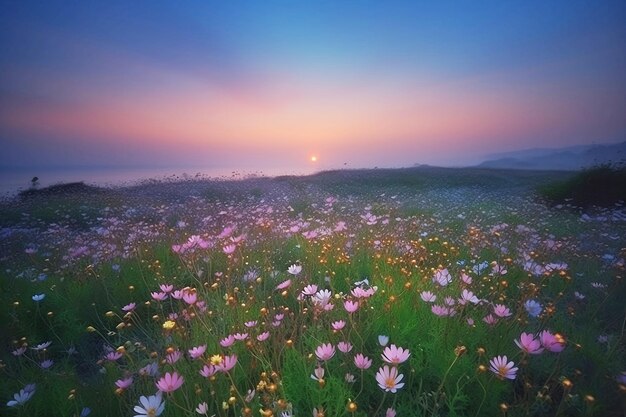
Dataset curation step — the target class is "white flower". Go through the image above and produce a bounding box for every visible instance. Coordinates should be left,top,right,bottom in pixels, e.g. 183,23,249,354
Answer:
378,335,389,347
7,388,35,407
287,264,302,275
133,392,165,417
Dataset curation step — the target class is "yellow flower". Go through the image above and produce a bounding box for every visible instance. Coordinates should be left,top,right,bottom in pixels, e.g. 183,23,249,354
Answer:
162,320,176,330
210,354,223,365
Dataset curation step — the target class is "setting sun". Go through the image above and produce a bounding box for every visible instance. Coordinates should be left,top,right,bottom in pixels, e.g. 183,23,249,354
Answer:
310,155,318,163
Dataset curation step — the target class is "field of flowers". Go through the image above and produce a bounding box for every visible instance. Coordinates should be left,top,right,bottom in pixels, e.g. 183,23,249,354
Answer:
1,167,624,417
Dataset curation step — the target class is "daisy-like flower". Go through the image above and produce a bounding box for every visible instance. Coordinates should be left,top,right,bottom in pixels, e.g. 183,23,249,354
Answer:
353,353,372,369
337,341,353,353
188,345,206,360
276,279,292,290
331,320,346,331
7,386,36,407
40,359,54,369
223,244,236,255
493,304,512,318
301,284,318,296
133,392,165,417
166,350,182,364
489,355,518,380
524,300,542,318
315,343,336,361
378,335,389,347
420,291,436,303
199,364,217,378
433,268,452,286
244,320,258,328
310,366,325,381
287,264,302,275
375,366,405,393
32,294,45,302
196,401,209,415
151,292,168,301
257,331,270,342
122,303,136,312
32,341,52,351
381,345,410,365
115,377,133,390
233,332,248,341
216,354,237,372
156,372,184,393
344,300,359,313
459,289,479,305
220,335,235,347
515,332,543,354
539,330,566,353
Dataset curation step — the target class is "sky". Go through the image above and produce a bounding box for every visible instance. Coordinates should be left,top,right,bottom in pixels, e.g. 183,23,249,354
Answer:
1,0,625,172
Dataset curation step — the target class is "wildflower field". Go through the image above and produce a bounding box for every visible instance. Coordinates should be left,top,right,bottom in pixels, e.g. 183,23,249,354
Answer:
1,167,625,417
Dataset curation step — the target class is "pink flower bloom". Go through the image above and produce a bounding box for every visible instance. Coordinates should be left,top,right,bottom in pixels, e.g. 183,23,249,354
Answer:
515,332,543,354
159,284,173,293
233,333,248,341
105,351,123,361
115,377,133,390
338,341,353,353
431,305,453,317
459,289,479,305
287,264,302,275
489,355,518,380
151,292,168,301
376,366,405,393
244,321,257,328
315,343,336,361
386,408,397,417
539,330,566,352
302,285,318,296
166,350,182,364
156,372,184,393
310,366,325,381
216,354,237,372
331,320,346,331
276,279,292,290
433,268,452,286
351,287,376,298
353,353,372,369
256,331,270,342
199,364,217,378
196,402,209,416
223,244,236,255
122,303,136,312
220,335,235,347
460,272,472,284
421,291,436,303
171,290,184,300
483,314,498,325
188,345,206,360
493,304,512,318
381,345,410,365
182,290,197,305
344,300,359,313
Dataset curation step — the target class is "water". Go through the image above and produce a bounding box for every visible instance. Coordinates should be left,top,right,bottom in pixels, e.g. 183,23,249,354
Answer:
0,165,318,197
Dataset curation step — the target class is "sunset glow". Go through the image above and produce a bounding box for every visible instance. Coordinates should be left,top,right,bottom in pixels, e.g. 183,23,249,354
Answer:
0,1,624,171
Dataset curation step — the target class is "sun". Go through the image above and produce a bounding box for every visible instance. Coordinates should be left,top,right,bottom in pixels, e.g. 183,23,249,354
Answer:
310,155,318,163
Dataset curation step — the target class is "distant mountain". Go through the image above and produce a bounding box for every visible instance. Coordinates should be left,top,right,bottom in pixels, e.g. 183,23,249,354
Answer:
477,141,626,171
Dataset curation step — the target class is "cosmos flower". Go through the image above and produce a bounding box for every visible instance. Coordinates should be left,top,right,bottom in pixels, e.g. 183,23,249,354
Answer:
276,279,292,290
199,364,217,378
315,343,336,361
489,355,518,380
337,341,353,353
115,377,133,390
7,386,36,407
493,304,512,318
133,392,165,417
381,345,410,365
331,320,346,331
301,285,318,296
310,366,325,381
216,354,237,372
156,372,184,393
196,402,209,415
514,332,544,354
257,331,270,342
287,264,302,275
539,330,566,352
420,291,436,303
353,353,372,369
344,300,359,313
188,345,206,360
433,268,452,286
122,302,136,312
375,366,405,393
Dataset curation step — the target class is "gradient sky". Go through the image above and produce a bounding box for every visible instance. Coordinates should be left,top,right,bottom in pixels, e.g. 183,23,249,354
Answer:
1,0,625,171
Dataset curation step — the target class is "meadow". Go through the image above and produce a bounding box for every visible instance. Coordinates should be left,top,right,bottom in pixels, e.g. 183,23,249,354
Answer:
1,167,624,417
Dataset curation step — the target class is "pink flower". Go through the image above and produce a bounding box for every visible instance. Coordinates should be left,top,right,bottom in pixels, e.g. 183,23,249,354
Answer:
151,292,168,301
338,341,353,353
166,350,182,364
310,366,325,381
220,335,235,347
233,333,248,341
493,304,512,318
331,320,346,331
188,345,207,360
515,332,543,354
216,354,237,372
539,330,566,352
182,290,197,305
381,345,410,365
159,284,173,293
483,314,498,325
344,300,359,313
302,285,318,296
431,305,453,317
459,289,479,305
256,331,270,342
353,353,372,369
489,355,518,380
244,321,258,328
199,364,217,378
433,268,452,286
115,377,133,390
276,279,292,290
223,244,236,255
287,264,302,275
122,303,136,312
171,290,184,300
376,366,405,393
105,351,123,361
315,343,335,361
420,291,436,303
156,372,184,393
